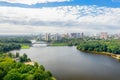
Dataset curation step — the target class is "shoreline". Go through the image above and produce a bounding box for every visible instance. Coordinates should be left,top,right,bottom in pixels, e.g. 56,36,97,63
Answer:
79,50,120,61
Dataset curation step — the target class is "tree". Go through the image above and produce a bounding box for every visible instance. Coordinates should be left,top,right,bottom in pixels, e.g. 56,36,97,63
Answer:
34,62,39,68
21,74,34,80
8,53,13,58
23,53,27,58
40,65,45,71
19,53,31,62
33,72,43,80
4,72,21,80
16,52,19,58
0,68,6,80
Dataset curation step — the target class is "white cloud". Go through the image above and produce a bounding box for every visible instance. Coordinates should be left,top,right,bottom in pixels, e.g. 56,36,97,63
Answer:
0,0,71,5
0,5,120,34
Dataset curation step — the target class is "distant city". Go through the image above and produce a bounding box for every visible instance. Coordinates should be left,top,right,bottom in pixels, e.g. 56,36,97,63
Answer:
0,32,120,41
33,32,120,41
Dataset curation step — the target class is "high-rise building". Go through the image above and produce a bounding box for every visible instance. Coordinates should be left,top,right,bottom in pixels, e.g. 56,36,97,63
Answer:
114,33,120,39
81,32,84,38
100,32,108,39
70,33,84,38
70,33,77,38
45,33,50,41
54,33,61,41
61,33,70,39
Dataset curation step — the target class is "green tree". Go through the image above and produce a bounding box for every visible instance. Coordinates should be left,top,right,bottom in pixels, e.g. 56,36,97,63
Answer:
40,65,45,71
34,62,39,68
8,53,13,58
16,52,19,58
4,72,21,80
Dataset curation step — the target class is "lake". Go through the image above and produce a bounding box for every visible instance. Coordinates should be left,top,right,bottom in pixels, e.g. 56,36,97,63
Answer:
11,46,120,80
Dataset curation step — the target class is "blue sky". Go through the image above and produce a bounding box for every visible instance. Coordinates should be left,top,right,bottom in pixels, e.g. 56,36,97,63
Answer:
0,0,120,8
0,0,120,34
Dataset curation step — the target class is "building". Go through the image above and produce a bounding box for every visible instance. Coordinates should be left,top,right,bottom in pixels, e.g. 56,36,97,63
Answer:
70,33,78,38
54,33,61,41
81,32,84,38
45,33,51,41
70,33,84,38
114,33,120,39
61,33,70,39
100,32,108,39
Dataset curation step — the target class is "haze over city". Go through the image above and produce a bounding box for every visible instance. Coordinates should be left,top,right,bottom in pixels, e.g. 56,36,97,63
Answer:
0,0,120,34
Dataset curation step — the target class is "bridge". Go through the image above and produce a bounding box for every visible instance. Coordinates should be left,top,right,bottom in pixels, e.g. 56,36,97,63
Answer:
31,40,47,44
32,41,47,44
30,40,48,47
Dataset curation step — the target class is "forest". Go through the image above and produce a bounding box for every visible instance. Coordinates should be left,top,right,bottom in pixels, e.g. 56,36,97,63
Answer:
0,38,31,53
77,39,120,54
0,53,56,80
49,38,84,46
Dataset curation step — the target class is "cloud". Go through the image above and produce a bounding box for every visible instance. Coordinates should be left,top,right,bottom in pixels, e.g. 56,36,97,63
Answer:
0,0,71,5
0,5,120,34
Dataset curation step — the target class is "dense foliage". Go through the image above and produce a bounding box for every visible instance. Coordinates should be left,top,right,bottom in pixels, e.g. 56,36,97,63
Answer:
77,39,120,54
0,43,21,53
49,38,84,46
0,38,31,43
7,52,31,62
0,38,31,53
0,54,56,80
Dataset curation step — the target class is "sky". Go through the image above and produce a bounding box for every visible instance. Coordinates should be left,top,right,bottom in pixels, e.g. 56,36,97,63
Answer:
0,0,120,34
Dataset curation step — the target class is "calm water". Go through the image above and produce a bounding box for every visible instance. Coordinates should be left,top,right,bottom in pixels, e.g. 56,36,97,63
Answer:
12,46,120,80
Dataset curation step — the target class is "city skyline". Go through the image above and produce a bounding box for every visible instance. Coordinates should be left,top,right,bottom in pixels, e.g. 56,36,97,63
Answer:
0,0,120,34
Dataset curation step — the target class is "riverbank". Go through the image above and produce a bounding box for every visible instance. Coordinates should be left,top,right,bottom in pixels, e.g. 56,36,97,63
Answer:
21,44,30,49
79,50,120,61
24,61,34,65
93,52,120,61
48,43,68,46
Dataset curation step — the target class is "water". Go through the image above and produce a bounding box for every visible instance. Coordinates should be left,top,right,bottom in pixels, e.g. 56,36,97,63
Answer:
11,46,120,80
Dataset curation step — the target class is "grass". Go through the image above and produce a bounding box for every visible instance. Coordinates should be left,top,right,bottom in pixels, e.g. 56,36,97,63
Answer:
49,43,68,46
21,44,30,49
